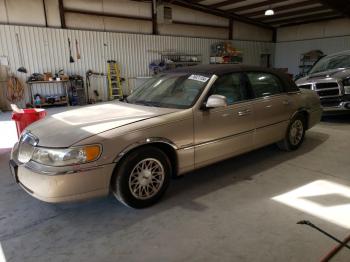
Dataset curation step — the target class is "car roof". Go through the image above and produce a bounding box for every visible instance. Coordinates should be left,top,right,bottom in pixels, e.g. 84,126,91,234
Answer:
324,50,350,57
167,64,283,76
166,64,299,92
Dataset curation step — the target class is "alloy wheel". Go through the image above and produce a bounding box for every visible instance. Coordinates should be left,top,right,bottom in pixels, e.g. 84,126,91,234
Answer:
289,119,304,146
128,158,165,200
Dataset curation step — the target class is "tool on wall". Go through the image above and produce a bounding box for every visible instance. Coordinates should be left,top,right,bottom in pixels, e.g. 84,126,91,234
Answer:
15,34,27,73
75,39,81,60
6,75,25,103
297,220,350,261
107,60,123,100
68,38,74,63
86,70,104,104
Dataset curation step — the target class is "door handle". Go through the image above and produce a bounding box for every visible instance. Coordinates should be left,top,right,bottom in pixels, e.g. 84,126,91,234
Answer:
238,109,251,116
283,100,290,105
265,105,272,108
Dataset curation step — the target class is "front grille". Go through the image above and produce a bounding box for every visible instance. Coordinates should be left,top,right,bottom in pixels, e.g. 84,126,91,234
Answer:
298,84,312,89
317,89,340,97
315,82,339,89
320,98,342,107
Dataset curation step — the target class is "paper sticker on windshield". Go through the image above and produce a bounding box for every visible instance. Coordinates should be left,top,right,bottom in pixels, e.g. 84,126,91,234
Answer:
188,75,209,82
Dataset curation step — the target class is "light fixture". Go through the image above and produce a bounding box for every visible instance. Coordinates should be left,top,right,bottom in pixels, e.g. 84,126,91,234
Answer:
265,9,274,16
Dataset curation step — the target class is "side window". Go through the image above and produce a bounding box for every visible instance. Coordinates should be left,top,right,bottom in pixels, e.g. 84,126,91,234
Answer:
210,73,249,105
247,72,283,98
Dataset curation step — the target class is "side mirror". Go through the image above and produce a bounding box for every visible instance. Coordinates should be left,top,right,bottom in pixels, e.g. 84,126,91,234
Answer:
205,95,227,109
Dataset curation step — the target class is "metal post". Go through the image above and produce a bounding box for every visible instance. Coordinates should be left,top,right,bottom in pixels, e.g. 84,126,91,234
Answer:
58,0,66,29
152,0,158,35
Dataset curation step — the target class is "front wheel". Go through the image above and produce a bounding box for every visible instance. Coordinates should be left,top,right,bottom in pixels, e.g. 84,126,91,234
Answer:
277,114,306,151
111,146,171,208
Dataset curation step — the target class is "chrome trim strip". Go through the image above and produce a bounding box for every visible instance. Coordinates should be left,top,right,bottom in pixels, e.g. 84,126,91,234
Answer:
180,119,288,151
114,137,178,163
180,130,254,150
24,162,108,176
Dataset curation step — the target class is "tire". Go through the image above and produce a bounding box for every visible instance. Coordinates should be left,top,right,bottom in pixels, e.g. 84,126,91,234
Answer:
277,114,306,151
111,146,171,208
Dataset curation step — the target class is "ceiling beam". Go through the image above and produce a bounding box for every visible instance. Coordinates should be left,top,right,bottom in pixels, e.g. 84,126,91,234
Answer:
208,0,246,9
167,0,273,29
270,11,340,25
319,0,350,17
243,0,321,17
259,6,332,21
226,0,289,13
278,15,345,28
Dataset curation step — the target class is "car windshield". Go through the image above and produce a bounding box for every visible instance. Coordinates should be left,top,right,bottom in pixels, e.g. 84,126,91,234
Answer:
126,73,211,109
309,53,350,74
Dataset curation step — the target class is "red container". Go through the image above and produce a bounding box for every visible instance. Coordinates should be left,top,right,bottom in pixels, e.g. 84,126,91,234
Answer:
12,108,47,138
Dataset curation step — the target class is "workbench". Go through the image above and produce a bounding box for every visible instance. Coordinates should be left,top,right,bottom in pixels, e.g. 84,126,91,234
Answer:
27,80,70,107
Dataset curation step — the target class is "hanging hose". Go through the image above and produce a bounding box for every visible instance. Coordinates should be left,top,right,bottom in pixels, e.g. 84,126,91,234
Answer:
6,75,25,103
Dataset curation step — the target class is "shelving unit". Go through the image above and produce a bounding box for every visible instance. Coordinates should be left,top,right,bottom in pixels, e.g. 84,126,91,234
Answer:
27,80,70,107
161,53,202,69
210,42,243,64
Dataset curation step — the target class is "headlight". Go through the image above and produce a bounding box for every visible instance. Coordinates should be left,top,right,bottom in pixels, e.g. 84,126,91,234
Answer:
18,132,39,163
31,145,102,166
343,78,350,94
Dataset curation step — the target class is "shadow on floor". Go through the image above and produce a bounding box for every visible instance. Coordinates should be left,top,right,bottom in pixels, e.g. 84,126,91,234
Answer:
322,113,350,124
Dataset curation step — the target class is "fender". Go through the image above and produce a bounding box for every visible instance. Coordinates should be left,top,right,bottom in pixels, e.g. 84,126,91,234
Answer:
113,137,178,163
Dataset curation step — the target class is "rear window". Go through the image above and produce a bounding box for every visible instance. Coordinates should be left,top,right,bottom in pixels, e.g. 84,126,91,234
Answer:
247,72,283,98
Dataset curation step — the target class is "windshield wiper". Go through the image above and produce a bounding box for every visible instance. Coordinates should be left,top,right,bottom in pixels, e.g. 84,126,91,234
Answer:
134,100,162,107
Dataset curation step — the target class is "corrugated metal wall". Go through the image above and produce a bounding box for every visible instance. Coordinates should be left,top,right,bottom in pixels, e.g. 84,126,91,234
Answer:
0,24,274,106
275,36,350,76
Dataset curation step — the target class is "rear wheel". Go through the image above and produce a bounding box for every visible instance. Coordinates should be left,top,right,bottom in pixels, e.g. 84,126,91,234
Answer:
111,146,171,208
277,114,306,151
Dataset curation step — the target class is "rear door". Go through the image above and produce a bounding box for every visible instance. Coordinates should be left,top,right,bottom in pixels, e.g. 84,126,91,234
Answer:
246,72,291,148
194,73,255,168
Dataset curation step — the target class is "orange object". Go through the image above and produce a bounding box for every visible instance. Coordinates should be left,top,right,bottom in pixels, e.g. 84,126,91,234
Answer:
11,108,47,138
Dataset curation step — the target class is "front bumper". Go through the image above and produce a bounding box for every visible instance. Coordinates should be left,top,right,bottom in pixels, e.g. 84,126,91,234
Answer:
10,143,115,203
321,96,350,113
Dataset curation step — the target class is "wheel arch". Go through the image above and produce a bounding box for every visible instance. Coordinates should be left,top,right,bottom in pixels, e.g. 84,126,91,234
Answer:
290,108,310,130
113,138,179,179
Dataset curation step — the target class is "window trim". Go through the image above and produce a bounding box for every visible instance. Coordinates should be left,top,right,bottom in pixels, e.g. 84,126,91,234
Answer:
205,72,253,106
245,71,287,99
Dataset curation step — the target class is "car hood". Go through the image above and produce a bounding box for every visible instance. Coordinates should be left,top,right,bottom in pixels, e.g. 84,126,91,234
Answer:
27,102,178,147
296,68,350,84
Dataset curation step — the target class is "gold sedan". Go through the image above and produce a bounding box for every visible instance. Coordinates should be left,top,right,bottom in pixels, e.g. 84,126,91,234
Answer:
10,65,322,208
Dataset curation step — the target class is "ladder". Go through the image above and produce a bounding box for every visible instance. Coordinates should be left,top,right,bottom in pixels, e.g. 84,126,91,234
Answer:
107,60,123,100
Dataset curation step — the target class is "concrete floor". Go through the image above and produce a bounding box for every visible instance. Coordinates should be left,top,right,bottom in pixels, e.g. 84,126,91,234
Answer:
0,108,350,262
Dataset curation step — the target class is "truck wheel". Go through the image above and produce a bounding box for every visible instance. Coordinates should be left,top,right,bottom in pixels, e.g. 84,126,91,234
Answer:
277,114,306,151
111,146,171,208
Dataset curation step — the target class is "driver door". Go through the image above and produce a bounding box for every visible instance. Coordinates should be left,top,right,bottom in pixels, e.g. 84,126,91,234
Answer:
194,73,255,168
